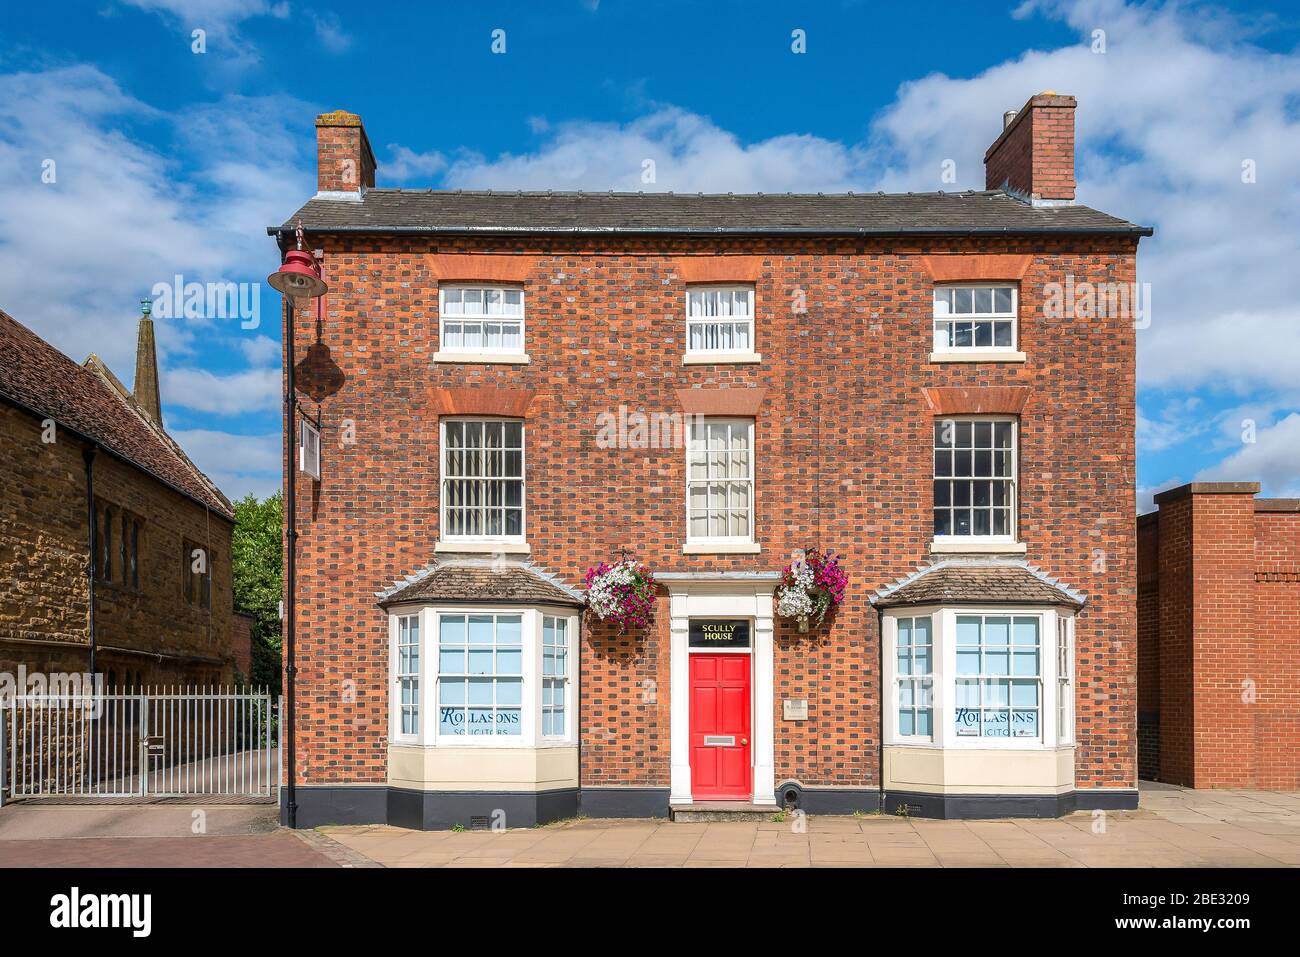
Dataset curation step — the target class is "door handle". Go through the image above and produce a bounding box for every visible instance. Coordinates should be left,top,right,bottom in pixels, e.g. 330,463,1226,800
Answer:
741,738,748,746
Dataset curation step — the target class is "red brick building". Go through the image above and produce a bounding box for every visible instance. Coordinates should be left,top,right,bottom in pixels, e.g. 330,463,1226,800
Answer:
1138,482,1300,788
0,306,238,689
275,93,1151,827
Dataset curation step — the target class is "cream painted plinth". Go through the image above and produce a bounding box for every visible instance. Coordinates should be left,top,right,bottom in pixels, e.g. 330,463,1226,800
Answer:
389,745,578,793
884,745,1076,795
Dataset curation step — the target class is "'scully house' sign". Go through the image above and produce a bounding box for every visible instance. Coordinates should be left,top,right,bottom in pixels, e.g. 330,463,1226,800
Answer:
689,619,751,649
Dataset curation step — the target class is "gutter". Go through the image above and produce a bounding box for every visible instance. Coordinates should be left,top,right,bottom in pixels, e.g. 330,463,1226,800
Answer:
83,444,97,677
0,635,231,667
268,224,1155,238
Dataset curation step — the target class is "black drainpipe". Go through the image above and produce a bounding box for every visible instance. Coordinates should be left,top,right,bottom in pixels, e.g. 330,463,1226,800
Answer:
876,603,886,813
283,295,298,829
576,609,583,817
83,444,98,678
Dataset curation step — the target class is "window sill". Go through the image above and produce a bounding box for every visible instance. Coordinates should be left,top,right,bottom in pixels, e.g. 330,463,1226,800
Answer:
434,541,531,555
432,351,531,365
929,350,1026,364
930,540,1027,555
683,351,762,365
683,541,762,555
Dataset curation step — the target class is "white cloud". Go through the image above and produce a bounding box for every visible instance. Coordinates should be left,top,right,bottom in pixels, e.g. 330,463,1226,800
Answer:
1195,412,1300,498
237,335,281,364
117,0,289,67
169,428,280,500
434,107,870,193
384,144,447,183
308,11,353,53
0,64,308,387
163,367,280,415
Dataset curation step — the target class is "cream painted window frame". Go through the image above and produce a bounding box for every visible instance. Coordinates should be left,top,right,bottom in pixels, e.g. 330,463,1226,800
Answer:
387,605,579,749
882,606,1075,751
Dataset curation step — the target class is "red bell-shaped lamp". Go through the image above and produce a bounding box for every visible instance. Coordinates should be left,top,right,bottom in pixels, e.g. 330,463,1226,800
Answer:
268,223,327,298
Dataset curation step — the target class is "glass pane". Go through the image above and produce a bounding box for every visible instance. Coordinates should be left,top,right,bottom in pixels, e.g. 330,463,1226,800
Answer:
497,677,522,706
468,649,493,674
1013,710,1039,738
440,679,465,705
916,709,932,736
899,710,914,736
954,288,973,313
467,678,492,705
994,287,1012,313
495,708,521,735
994,321,1013,346
439,649,464,674
956,617,982,645
933,288,951,315
468,615,493,643
975,288,993,313
986,617,1011,645
1014,617,1039,646
496,649,522,673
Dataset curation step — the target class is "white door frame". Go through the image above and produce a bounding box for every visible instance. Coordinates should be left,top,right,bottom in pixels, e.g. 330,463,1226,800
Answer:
662,575,777,806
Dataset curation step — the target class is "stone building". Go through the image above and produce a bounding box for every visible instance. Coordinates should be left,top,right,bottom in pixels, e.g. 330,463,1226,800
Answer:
276,92,1150,827
0,305,238,689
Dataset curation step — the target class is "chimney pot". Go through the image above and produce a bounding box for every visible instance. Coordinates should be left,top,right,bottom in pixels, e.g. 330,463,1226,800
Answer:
1003,110,1017,129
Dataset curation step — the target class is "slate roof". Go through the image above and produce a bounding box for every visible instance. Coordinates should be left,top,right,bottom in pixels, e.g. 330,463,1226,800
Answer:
0,308,233,519
377,559,585,608
871,559,1085,609
273,188,1151,237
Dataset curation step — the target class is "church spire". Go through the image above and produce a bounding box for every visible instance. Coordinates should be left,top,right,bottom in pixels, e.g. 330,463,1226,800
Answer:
133,299,163,428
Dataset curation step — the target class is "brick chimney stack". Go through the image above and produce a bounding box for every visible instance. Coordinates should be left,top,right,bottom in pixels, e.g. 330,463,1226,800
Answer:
133,298,163,428
316,110,376,196
984,92,1077,204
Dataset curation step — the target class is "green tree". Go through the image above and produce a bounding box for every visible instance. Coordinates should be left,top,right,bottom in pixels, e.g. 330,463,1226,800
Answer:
232,491,282,693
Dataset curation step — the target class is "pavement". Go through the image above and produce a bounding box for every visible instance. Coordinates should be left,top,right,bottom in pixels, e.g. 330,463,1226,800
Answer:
320,784,1300,868
0,783,1297,867
0,802,343,868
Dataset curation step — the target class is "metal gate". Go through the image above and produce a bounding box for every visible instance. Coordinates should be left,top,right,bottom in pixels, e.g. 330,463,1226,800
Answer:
0,689,280,803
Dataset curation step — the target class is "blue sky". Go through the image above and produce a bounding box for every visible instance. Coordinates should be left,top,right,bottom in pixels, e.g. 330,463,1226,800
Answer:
2,0,1298,503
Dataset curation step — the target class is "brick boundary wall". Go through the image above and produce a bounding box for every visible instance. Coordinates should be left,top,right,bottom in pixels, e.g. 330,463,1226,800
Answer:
1138,484,1300,788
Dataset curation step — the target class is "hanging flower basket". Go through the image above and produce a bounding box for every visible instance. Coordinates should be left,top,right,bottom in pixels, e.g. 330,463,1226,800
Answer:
584,559,657,633
776,549,848,632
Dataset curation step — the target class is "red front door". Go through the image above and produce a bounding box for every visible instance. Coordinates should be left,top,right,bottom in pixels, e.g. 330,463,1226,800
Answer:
689,653,752,800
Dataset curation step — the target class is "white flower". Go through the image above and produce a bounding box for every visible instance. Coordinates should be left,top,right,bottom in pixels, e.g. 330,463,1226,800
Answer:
776,561,816,619
586,561,640,620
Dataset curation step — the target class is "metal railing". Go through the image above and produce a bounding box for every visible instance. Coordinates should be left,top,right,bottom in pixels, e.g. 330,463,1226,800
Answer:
1,688,280,801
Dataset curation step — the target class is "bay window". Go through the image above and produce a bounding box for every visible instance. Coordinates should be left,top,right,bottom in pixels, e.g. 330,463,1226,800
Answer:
541,616,569,738
954,615,1040,739
933,418,1016,542
387,606,578,747
686,418,754,544
686,285,755,357
896,616,934,738
441,418,525,543
439,285,524,354
396,614,420,739
1057,616,1074,743
437,613,523,737
933,284,1017,352
885,608,1074,748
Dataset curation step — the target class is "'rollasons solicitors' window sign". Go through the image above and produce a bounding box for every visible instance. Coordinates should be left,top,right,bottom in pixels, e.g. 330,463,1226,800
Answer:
955,709,1039,738
440,709,522,735
689,619,751,649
